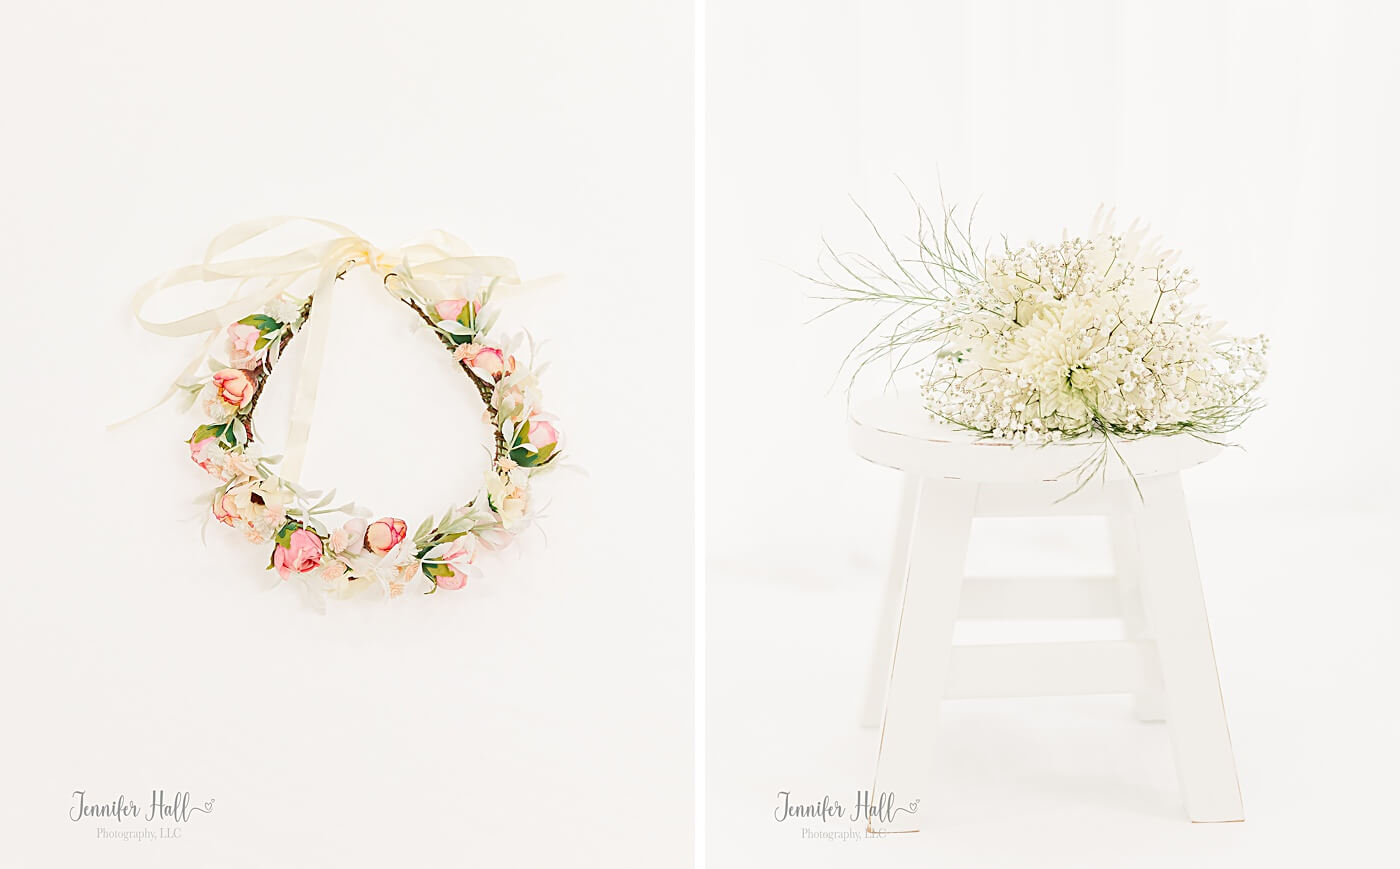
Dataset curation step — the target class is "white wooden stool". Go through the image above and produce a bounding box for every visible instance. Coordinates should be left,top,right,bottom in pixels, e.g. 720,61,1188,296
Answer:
851,398,1243,829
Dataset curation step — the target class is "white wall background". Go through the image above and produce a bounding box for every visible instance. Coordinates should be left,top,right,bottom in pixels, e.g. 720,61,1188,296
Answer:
0,2,692,867
708,0,1400,574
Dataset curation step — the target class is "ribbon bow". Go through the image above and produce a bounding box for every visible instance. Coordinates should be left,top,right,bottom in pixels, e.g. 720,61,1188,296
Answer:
124,216,522,482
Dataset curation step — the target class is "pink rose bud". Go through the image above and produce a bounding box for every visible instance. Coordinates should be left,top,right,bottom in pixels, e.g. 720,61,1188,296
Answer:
510,416,560,467
433,565,469,590
477,347,506,378
272,528,323,579
422,537,476,590
211,492,239,526
364,518,409,555
190,436,221,474
212,368,256,409
227,323,261,368
434,299,472,322
528,419,559,449
457,344,507,379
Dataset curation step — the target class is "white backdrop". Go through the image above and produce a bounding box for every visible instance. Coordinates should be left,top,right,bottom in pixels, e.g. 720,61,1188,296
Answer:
707,1,1399,865
708,0,1399,573
0,2,692,867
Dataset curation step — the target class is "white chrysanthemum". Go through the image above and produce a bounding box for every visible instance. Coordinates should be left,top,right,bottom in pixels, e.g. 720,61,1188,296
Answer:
199,382,236,422
265,295,306,326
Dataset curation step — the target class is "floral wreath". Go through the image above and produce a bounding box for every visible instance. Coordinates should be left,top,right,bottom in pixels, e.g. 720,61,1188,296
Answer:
131,217,562,601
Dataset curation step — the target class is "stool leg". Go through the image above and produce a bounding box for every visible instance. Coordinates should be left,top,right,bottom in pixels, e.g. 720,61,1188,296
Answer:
1109,504,1167,722
868,477,977,833
862,473,920,727
1132,473,1244,822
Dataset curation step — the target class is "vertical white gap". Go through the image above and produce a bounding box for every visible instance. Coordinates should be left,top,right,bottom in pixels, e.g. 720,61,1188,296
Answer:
693,0,707,865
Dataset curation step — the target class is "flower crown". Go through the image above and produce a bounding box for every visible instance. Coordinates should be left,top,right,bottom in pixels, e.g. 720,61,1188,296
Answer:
133,217,562,603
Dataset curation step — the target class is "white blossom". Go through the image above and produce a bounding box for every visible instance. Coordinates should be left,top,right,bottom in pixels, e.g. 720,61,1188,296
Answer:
916,217,1267,442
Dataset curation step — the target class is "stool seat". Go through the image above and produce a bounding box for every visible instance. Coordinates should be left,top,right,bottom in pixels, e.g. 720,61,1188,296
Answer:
849,397,1221,484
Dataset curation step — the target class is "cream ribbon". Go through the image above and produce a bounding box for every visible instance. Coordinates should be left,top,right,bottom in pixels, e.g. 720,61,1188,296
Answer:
124,216,521,483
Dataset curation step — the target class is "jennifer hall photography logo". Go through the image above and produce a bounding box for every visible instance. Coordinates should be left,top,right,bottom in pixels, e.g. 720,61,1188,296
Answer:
69,790,216,842
773,790,919,842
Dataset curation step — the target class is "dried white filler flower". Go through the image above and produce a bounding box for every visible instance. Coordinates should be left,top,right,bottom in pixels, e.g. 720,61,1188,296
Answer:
812,201,1268,493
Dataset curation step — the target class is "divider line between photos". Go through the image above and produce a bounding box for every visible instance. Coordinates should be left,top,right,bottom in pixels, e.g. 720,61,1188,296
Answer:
693,1,707,866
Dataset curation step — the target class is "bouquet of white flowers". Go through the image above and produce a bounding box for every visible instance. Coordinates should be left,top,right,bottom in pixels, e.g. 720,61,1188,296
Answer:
813,199,1268,493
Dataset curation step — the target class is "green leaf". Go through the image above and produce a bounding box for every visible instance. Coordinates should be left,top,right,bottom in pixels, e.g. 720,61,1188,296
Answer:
190,424,222,444
414,514,435,543
273,520,299,548
238,314,282,333
199,421,240,448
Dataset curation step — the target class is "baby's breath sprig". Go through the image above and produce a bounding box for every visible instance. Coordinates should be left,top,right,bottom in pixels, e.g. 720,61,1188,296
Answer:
810,196,1268,494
